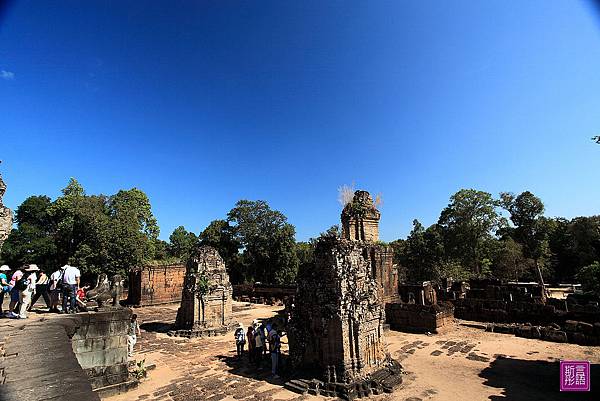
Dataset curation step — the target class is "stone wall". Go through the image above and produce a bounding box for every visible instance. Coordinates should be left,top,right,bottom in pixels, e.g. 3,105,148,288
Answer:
0,169,13,253
385,303,454,333
232,283,296,305
0,309,133,400
127,263,186,306
72,309,133,394
366,244,399,304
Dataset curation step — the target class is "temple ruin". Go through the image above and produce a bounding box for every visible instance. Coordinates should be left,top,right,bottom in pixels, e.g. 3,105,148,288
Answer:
0,165,13,253
287,190,402,399
169,246,236,337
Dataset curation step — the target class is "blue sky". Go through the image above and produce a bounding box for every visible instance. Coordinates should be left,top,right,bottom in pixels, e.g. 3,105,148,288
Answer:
1,1,599,242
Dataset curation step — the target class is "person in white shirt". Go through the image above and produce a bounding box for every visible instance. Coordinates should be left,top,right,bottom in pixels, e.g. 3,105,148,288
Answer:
49,267,64,313
18,264,39,319
61,264,81,314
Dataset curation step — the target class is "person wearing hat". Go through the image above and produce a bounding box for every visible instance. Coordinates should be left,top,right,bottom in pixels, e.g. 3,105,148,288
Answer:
28,268,51,312
18,264,38,319
0,265,10,317
234,322,246,358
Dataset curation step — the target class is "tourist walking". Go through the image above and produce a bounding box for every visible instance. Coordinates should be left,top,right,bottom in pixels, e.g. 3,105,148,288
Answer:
7,266,24,318
128,313,141,357
247,325,255,363
28,270,51,311
18,264,39,319
0,265,10,316
268,327,281,378
49,266,64,313
234,323,246,357
61,264,80,314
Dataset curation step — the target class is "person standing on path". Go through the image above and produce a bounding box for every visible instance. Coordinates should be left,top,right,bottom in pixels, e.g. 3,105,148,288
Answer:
18,264,38,319
28,270,51,311
8,266,24,317
0,265,10,316
234,323,246,358
269,327,281,378
61,264,80,314
49,266,64,313
128,314,141,357
247,325,255,363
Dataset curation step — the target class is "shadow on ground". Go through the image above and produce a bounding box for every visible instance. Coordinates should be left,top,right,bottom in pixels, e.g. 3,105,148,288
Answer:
217,353,293,386
480,356,598,400
140,321,173,333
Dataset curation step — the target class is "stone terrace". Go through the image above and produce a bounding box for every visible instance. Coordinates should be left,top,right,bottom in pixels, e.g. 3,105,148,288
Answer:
107,301,600,401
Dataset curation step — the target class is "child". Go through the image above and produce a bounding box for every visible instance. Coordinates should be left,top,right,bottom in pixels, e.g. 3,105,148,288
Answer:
76,285,90,312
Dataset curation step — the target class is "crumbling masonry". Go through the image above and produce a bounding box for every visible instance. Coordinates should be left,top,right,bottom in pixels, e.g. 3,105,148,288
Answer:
169,246,236,337
0,167,13,253
287,191,402,399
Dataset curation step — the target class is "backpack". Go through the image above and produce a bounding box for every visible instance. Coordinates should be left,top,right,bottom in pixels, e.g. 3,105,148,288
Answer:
15,276,29,291
236,329,246,344
55,272,64,290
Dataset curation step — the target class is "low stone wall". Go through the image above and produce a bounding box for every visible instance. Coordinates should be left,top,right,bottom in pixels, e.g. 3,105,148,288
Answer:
232,283,296,305
72,309,134,393
486,319,600,345
0,308,133,401
385,303,454,333
127,264,186,306
454,298,600,325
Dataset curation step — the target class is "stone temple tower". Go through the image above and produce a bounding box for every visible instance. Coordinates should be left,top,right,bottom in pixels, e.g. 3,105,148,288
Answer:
287,190,402,399
341,190,381,242
170,246,236,337
0,164,13,253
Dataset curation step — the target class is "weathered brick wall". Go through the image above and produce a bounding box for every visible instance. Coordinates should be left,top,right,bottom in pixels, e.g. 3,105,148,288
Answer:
385,303,454,333
127,264,186,306
367,245,400,304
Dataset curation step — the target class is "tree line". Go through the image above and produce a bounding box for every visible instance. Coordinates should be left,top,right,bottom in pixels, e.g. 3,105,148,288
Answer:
1,179,598,295
391,189,600,295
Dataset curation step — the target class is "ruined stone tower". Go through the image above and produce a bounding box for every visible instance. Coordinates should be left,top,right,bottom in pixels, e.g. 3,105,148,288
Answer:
341,190,380,242
287,190,402,399
0,165,13,253
170,246,236,337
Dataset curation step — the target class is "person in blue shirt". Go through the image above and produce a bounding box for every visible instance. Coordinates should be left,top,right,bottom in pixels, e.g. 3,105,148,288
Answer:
0,265,10,316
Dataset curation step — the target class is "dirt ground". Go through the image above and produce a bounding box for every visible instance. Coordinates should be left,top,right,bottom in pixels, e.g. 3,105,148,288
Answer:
104,301,599,401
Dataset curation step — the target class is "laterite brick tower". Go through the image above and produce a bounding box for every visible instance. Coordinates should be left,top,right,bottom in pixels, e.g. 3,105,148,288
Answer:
287,190,402,399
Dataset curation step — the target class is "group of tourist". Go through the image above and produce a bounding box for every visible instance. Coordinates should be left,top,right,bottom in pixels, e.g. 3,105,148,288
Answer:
0,263,83,318
234,320,284,379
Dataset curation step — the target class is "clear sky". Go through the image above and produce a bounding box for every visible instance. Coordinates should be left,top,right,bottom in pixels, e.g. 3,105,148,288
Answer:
1,1,599,242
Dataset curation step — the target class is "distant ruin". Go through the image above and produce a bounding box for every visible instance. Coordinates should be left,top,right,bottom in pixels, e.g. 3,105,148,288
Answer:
0,165,13,252
287,190,402,399
169,246,236,337
341,190,380,242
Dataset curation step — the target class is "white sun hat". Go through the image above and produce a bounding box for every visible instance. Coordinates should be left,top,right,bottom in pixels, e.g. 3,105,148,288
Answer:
26,264,40,271
0,265,10,271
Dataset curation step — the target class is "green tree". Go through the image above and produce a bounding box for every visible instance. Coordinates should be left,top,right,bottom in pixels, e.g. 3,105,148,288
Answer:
576,261,600,296
491,237,529,281
168,226,198,260
500,191,550,285
199,219,242,280
438,189,501,275
227,200,299,284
